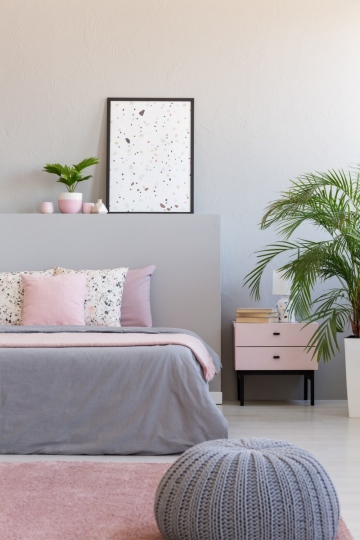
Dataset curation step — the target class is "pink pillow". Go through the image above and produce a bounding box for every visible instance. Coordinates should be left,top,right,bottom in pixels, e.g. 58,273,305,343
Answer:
21,274,87,326
120,265,156,327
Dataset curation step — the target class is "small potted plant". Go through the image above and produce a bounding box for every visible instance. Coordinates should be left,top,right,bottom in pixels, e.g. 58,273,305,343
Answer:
43,157,100,213
244,167,360,416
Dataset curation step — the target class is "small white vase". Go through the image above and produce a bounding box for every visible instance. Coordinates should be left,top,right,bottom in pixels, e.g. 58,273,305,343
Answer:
91,199,108,214
58,192,82,214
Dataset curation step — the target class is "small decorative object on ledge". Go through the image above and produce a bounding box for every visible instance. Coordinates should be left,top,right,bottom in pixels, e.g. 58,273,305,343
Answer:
91,199,108,214
82,202,94,214
43,157,100,214
236,308,278,323
40,202,54,214
58,192,82,214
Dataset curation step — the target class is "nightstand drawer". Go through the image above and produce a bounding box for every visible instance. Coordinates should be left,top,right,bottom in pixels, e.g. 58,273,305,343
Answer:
234,323,317,347
234,346,318,370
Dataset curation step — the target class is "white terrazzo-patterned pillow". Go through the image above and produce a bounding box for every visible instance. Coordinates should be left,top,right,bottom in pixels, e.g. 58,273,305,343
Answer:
0,269,55,325
54,267,128,327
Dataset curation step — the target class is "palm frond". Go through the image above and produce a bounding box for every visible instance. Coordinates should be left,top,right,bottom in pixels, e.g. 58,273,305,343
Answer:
244,163,360,362
56,178,72,188
261,169,360,240
243,241,299,300
76,175,92,183
305,312,340,362
73,157,100,172
43,163,67,176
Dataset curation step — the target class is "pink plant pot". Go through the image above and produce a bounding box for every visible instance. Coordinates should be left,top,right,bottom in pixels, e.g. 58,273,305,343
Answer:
58,193,82,214
82,202,95,214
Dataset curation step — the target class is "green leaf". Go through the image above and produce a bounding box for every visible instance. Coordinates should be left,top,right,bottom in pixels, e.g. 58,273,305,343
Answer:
56,178,72,188
43,163,67,176
76,175,92,183
243,164,360,362
73,157,100,172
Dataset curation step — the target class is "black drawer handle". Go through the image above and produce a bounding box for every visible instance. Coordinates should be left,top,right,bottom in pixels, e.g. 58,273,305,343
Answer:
273,332,280,335
273,355,280,359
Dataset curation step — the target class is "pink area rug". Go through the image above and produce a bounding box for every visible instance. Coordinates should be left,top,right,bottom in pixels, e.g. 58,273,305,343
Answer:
0,462,354,540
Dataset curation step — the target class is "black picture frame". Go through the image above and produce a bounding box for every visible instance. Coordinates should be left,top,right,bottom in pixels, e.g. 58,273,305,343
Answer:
106,98,194,214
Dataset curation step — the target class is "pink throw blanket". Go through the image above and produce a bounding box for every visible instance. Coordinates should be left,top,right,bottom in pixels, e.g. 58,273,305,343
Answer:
0,332,216,382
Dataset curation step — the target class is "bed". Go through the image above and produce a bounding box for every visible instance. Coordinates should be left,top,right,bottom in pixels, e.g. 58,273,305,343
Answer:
0,214,228,455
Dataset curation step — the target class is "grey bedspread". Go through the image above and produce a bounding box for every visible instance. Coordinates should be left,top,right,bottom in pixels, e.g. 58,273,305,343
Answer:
0,326,228,455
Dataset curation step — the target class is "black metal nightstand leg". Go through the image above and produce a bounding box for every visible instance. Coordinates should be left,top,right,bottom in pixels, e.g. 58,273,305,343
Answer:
310,372,315,406
237,372,245,406
304,375,308,401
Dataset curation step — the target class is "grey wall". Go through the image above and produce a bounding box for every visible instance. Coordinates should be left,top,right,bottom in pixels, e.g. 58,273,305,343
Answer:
1,0,359,400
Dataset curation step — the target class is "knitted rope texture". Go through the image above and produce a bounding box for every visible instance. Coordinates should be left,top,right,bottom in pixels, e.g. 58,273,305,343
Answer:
154,438,340,540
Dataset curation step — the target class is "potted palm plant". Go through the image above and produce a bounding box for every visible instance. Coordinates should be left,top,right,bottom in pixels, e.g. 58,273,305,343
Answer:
43,157,100,213
244,167,360,416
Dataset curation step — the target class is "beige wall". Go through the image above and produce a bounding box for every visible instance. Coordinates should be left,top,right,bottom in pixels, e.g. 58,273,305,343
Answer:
1,0,360,400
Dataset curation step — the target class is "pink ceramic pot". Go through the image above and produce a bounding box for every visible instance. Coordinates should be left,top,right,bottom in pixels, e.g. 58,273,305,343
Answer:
40,202,54,214
58,193,82,214
82,202,94,214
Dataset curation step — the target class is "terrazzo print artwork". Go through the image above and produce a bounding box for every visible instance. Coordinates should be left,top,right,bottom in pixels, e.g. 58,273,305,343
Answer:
108,100,192,212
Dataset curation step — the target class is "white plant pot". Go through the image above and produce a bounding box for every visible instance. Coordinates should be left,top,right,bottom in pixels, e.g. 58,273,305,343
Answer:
58,192,82,214
344,337,360,417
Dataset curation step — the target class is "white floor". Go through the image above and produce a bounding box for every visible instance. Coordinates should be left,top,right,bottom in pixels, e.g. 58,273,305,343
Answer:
1,401,359,539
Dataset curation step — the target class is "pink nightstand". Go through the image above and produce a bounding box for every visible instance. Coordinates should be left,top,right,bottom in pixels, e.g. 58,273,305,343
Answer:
233,322,319,406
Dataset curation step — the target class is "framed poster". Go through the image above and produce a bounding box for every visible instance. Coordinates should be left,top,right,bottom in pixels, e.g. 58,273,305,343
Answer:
106,98,194,213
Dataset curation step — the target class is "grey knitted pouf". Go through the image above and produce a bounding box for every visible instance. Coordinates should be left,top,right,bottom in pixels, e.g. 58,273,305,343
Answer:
154,438,340,540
